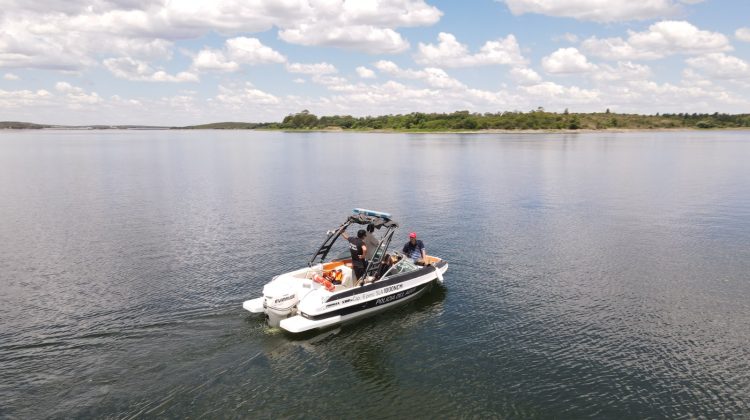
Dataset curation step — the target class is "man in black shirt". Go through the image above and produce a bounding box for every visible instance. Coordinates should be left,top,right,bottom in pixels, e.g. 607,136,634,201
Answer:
342,229,367,286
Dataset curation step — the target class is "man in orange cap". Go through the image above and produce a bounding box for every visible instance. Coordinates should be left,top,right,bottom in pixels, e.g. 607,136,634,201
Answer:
402,232,426,265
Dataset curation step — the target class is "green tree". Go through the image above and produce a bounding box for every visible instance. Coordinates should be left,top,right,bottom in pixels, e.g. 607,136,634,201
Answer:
568,115,581,129
281,110,318,128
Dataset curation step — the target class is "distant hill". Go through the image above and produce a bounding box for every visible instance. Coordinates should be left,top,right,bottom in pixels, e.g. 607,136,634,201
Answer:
82,125,170,130
0,121,51,129
179,122,267,129
0,121,168,130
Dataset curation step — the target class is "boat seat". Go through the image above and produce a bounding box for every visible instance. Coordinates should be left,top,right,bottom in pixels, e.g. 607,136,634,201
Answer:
323,260,350,270
424,255,441,265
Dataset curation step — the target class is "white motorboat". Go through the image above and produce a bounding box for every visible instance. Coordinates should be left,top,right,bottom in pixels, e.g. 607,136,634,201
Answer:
243,209,448,333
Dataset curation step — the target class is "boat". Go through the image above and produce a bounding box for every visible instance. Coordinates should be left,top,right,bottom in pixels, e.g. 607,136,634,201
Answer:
242,208,448,333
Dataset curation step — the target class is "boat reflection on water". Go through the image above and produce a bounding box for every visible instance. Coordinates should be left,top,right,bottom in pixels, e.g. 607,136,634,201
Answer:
249,282,447,377
291,281,448,343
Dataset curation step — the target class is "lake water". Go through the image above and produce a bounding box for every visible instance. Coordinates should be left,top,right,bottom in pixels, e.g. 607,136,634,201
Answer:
1,130,749,418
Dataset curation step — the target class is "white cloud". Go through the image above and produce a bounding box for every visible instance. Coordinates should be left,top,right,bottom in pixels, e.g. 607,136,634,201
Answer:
501,0,704,22
312,75,350,87
328,80,437,108
285,62,343,86
0,0,441,71
616,80,741,108
583,20,731,60
626,21,729,54
686,53,750,80
536,57,652,85
415,68,466,89
520,82,600,103
215,83,280,108
2,1,748,125
279,25,410,54
592,61,652,82
554,33,579,43
5,75,748,126
101,93,208,126
152,71,199,83
736,28,750,42
191,50,239,72
356,66,376,78
160,95,197,112
3,73,20,80
280,67,523,115
0,88,52,108
373,60,401,74
104,57,198,82
0,83,110,120
192,37,285,72
414,32,526,67
581,37,662,61
0,79,498,125
681,69,715,88
509,67,543,85
542,48,597,73
0,13,173,70
0,24,89,70
225,37,286,64
330,0,442,27
374,60,465,89
277,0,441,54
572,72,750,112
320,80,513,115
54,82,74,93
286,62,338,76
114,72,750,119
54,81,102,107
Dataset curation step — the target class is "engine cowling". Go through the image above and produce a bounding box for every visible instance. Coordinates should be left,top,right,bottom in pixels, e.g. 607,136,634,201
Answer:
263,281,299,328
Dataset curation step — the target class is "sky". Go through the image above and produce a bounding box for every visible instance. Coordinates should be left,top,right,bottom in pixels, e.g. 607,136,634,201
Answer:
1,0,749,126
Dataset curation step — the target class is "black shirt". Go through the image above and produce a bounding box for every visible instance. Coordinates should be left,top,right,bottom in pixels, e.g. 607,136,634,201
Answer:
348,237,366,268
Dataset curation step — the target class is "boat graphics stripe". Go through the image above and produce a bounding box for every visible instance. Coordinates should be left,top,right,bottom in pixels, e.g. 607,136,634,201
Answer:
327,260,446,302
302,283,429,320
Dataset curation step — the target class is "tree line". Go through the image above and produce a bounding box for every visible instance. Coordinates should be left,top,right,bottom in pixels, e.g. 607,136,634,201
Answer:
182,109,750,131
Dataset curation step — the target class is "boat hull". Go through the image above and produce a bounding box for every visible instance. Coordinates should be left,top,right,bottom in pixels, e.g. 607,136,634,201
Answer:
242,258,448,334
283,260,447,333
281,280,434,333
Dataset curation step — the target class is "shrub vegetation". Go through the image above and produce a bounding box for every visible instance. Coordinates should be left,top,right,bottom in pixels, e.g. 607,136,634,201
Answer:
181,110,750,131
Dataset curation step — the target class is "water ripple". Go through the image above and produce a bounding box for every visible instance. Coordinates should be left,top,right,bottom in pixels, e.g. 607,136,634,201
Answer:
1,130,749,418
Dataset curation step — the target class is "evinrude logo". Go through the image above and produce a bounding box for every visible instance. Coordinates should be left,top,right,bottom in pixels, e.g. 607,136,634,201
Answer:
274,295,295,304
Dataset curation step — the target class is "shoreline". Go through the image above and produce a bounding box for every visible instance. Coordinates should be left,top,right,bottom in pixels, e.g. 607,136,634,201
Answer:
5,127,746,134
266,127,750,134
3,125,750,134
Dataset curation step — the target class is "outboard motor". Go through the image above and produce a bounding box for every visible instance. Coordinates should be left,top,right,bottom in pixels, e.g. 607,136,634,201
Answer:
263,281,299,328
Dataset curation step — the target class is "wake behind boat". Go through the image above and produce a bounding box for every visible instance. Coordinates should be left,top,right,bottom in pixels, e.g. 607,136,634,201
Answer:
243,209,448,333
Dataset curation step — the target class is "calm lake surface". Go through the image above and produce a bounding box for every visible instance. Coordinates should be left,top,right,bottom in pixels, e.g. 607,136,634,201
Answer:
1,130,749,418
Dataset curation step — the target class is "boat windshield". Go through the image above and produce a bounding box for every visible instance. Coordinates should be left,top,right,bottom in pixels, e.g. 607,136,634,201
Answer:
384,256,419,277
